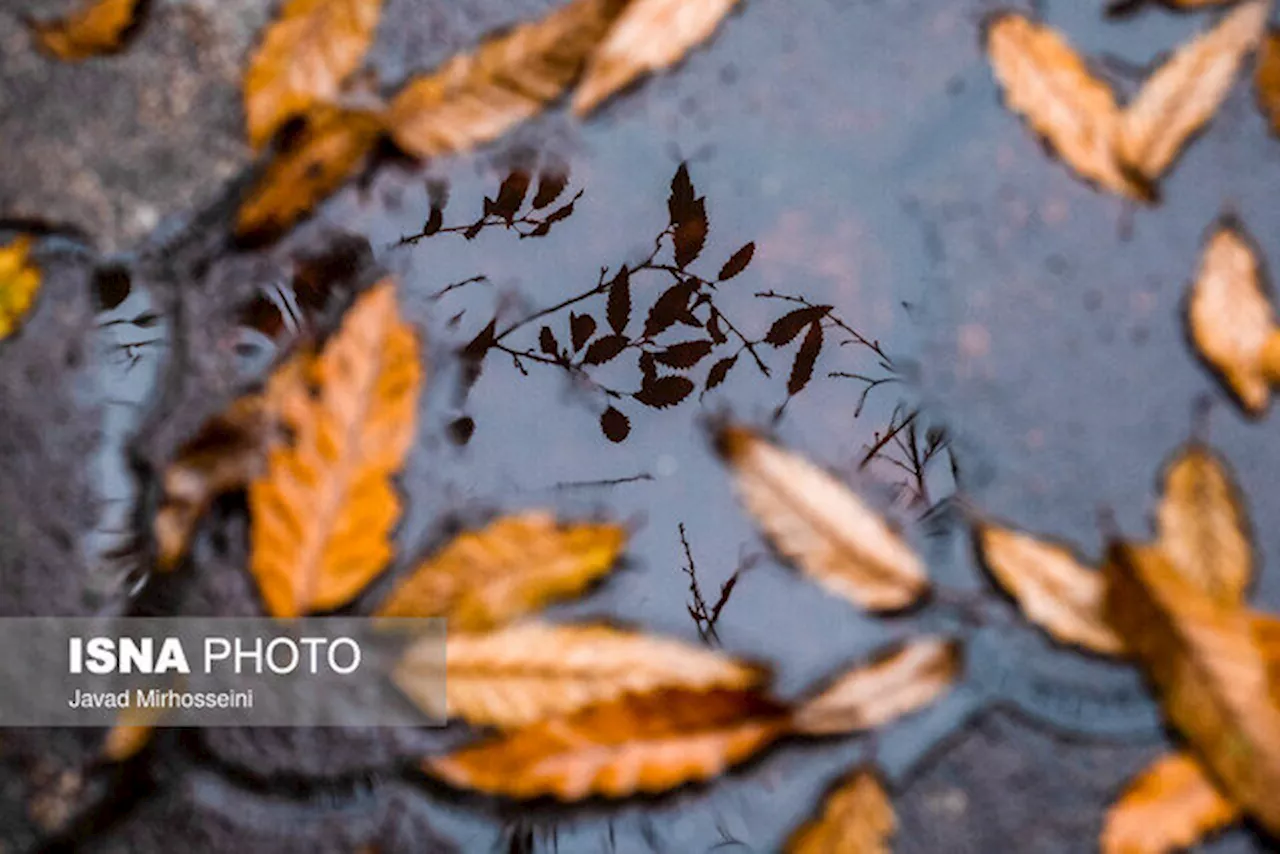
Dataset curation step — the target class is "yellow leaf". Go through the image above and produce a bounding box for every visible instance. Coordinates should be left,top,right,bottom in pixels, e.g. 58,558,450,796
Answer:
1118,1,1270,184
243,0,383,149
386,0,624,159
1186,218,1279,415
790,637,960,736
717,426,928,612
1103,542,1280,836
0,237,41,341
237,105,383,240
573,0,743,115
1259,29,1280,133
29,0,142,62
102,702,169,762
424,688,788,800
1101,752,1240,854
976,523,1123,655
378,512,625,629
1155,443,1253,605
249,280,421,617
394,621,763,729
786,769,896,854
984,14,1150,201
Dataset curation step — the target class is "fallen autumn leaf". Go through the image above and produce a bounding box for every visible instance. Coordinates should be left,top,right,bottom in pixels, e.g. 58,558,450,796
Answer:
786,769,896,854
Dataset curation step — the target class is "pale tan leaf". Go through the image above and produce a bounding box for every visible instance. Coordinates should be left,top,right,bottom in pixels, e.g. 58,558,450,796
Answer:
102,703,169,762
30,0,142,61
791,637,960,736
386,0,624,159
249,279,421,617
1102,752,1239,854
1155,443,1253,605
1103,542,1280,836
718,426,928,612
1118,1,1270,183
378,513,626,629
395,622,763,728
573,0,742,115
243,0,383,149
984,13,1150,201
977,523,1123,654
424,688,788,800
0,236,42,341
786,769,896,854
1186,218,1279,415
1259,30,1280,133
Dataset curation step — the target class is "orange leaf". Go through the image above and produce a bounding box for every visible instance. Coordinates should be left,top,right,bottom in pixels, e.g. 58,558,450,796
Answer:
236,105,383,241
243,0,383,149
573,0,743,115
786,769,896,854
0,236,42,341
424,688,787,800
249,279,421,617
377,513,626,629
385,0,624,159
1101,752,1239,854
29,0,143,61
1259,29,1280,134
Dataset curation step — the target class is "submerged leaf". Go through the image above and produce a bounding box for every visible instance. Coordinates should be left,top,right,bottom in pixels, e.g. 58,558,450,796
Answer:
387,0,624,159
425,688,787,800
573,0,743,114
0,237,42,341
1102,752,1239,854
249,280,421,617
378,513,626,629
786,770,896,854
395,622,763,728
718,427,928,612
30,0,143,61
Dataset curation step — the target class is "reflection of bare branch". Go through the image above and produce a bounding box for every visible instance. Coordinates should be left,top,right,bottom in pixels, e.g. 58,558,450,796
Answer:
678,525,750,646
552,473,655,491
859,406,951,509
430,275,488,301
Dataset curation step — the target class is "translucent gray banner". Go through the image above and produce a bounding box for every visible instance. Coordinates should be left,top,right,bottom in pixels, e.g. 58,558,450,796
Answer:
0,618,445,727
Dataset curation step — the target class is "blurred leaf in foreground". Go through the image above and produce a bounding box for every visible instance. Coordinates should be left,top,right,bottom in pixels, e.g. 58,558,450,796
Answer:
786,769,896,854
0,237,41,341
29,0,143,61
1102,752,1239,854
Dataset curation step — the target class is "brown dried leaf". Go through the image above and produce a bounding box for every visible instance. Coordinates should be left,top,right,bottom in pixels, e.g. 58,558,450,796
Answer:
1101,752,1240,854
1259,30,1280,133
237,106,383,240
0,237,42,341
1118,1,1270,184
1155,443,1253,605
573,0,743,114
30,0,142,61
791,637,960,736
717,427,928,612
984,14,1149,201
386,0,623,159
395,622,763,728
378,512,626,629
786,769,896,854
424,688,787,800
1103,542,1280,835
249,280,421,617
976,524,1123,654
243,0,383,149
1186,218,1279,415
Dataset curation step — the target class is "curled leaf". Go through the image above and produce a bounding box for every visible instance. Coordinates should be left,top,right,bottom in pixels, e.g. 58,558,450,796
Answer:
1101,752,1239,854
29,0,143,61
378,512,626,630
425,688,787,800
395,622,763,729
786,770,896,854
0,237,42,341
717,427,928,612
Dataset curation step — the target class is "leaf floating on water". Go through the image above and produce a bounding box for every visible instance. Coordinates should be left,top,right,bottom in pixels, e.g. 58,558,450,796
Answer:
791,637,960,736
1186,218,1280,415
1118,0,1270,187
250,280,422,617
237,106,384,240
1103,542,1280,836
573,0,743,114
395,622,763,729
242,0,383,149
29,0,143,61
976,524,1123,655
1259,29,1280,134
1155,443,1253,605
0,237,42,342
424,687,787,800
717,426,929,612
984,14,1149,201
1101,752,1240,854
386,0,624,159
102,701,171,762
378,512,626,629
786,769,896,854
